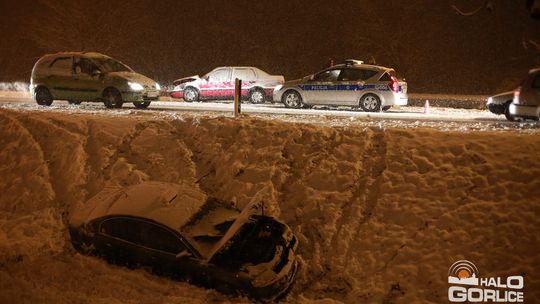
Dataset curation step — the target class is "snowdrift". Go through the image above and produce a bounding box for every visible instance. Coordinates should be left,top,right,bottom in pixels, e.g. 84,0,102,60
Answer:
0,108,539,303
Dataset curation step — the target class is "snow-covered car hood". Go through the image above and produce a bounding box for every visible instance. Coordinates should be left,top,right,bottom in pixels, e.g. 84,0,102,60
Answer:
172,75,200,86
281,75,311,87
108,71,157,87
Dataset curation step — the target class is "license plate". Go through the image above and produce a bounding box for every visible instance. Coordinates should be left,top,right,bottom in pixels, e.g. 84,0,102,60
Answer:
146,91,158,98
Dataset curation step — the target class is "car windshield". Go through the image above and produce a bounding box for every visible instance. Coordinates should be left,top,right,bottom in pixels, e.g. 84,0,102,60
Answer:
92,58,133,73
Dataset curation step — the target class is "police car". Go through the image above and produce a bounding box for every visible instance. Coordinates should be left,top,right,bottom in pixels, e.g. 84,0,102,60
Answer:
273,60,408,111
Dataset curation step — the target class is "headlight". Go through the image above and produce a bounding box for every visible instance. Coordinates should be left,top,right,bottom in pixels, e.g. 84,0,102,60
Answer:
274,84,283,92
155,83,161,90
128,82,144,91
487,97,493,103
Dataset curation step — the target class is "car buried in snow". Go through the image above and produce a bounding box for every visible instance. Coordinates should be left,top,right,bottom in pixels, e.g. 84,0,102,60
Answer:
486,91,516,121
68,182,298,300
273,59,408,112
169,66,284,103
30,52,160,109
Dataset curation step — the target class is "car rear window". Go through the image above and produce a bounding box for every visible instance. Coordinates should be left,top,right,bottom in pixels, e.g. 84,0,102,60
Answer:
339,68,378,81
233,68,256,81
379,70,403,81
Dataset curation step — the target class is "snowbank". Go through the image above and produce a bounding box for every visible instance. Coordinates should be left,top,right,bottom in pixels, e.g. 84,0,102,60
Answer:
0,108,539,303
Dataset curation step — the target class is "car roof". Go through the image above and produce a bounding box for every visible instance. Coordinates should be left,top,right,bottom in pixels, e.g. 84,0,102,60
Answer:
43,52,112,59
69,182,207,232
211,66,267,71
330,63,392,71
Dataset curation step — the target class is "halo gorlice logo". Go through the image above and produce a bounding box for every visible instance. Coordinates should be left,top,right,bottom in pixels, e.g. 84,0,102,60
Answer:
448,260,524,303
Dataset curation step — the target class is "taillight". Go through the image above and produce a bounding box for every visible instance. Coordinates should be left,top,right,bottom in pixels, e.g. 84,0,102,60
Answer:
389,75,399,93
513,86,521,104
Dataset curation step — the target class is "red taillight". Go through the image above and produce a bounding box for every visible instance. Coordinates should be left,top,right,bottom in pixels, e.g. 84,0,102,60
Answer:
514,87,521,97
389,75,399,93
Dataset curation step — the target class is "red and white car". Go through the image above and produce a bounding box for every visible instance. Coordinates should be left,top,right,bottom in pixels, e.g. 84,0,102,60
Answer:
169,66,284,103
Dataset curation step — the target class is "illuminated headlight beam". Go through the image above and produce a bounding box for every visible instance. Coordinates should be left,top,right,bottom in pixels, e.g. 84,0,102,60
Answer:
128,82,144,91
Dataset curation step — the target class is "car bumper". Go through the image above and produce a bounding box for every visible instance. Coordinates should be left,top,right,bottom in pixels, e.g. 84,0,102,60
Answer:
392,96,408,106
250,243,298,300
170,90,184,99
122,90,160,102
384,92,408,106
509,103,540,118
486,101,507,115
273,89,284,103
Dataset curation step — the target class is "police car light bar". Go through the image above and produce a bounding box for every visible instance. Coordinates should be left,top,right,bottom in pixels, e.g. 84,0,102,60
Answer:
344,59,364,65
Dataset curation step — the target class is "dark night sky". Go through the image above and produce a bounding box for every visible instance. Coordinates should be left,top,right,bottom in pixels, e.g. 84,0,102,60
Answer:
0,0,539,93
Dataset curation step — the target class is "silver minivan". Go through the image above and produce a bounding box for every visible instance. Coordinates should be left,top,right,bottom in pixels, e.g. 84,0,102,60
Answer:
30,52,160,108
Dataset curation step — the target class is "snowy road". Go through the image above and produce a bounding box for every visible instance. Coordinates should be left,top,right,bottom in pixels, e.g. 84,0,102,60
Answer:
1,91,539,133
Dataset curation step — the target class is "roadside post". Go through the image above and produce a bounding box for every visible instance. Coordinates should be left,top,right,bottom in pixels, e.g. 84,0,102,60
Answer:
234,78,242,117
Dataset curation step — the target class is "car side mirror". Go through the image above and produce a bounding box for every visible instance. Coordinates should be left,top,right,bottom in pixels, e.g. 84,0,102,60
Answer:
92,69,102,77
176,250,192,259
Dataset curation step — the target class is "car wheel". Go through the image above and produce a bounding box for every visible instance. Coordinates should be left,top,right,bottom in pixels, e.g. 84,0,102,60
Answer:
133,101,151,109
103,88,123,108
183,87,199,102
249,88,265,104
68,100,82,105
360,94,381,112
504,102,515,121
382,106,391,112
282,90,303,109
35,87,53,106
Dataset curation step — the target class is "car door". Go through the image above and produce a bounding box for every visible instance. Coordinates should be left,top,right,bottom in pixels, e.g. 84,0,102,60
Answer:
300,68,341,105
47,56,75,99
203,68,232,99
72,56,101,100
96,217,197,276
232,68,257,96
96,217,146,265
136,219,194,276
337,68,378,105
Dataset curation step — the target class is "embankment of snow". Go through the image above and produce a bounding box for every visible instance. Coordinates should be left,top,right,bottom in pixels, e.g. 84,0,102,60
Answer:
0,108,539,303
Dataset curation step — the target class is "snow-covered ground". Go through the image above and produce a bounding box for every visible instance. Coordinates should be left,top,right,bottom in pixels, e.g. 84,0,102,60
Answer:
0,96,539,303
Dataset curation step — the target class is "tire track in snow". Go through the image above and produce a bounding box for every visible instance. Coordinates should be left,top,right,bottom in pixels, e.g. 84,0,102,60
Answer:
332,127,387,271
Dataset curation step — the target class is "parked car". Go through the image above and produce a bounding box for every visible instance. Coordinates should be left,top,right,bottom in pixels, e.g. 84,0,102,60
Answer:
30,52,160,109
169,67,284,103
486,91,515,121
508,68,540,121
273,59,408,112
69,182,298,300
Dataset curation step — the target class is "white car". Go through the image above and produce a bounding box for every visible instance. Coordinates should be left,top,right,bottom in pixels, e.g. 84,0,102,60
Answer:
509,68,540,121
273,60,408,112
169,67,284,103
